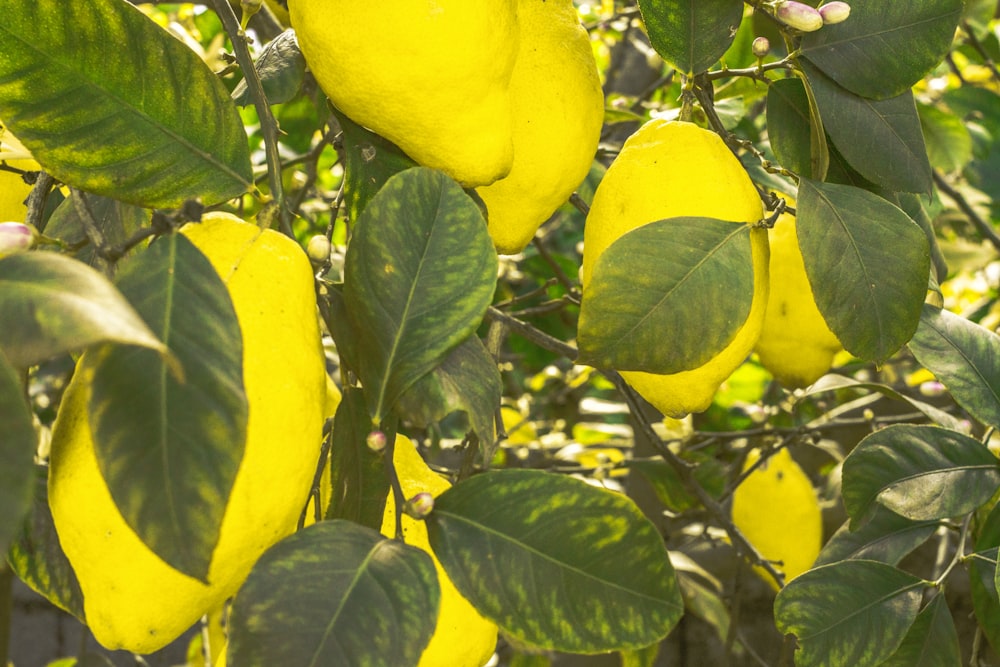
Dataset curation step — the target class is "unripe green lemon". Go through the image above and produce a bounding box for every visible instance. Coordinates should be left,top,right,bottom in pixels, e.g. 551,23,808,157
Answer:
48,212,327,653
754,200,842,388
477,0,604,254
582,119,768,417
289,0,519,187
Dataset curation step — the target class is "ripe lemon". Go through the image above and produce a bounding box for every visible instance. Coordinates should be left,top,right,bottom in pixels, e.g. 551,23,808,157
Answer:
582,119,768,417
48,212,327,653
0,122,38,222
754,200,842,388
731,447,822,589
382,436,498,667
477,0,604,254
288,0,519,187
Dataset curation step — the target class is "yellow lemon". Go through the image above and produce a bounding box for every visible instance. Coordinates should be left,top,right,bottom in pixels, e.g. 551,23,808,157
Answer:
288,0,519,187
382,436,498,667
0,122,38,222
48,212,326,653
754,200,842,388
731,447,822,589
582,119,768,417
477,0,604,254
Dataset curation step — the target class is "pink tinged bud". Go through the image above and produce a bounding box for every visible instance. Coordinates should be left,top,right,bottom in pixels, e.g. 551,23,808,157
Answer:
775,1,824,32
818,2,851,24
0,222,35,258
403,492,435,520
366,430,387,452
919,381,947,398
752,37,771,58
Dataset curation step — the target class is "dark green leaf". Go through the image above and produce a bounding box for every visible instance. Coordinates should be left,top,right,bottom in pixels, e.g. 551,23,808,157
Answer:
797,179,929,362
814,506,938,567
880,594,961,667
426,470,683,652
800,0,964,99
0,252,166,369
766,78,814,177
7,466,85,621
232,29,305,107
841,425,1000,526
336,109,418,223
88,233,247,582
0,0,252,207
636,0,744,75
626,456,726,513
395,335,501,445
44,191,150,267
917,103,973,174
344,167,498,422
0,349,34,555
803,375,965,431
972,502,1000,653
909,304,1000,428
803,63,932,194
577,218,754,374
894,193,948,284
228,520,439,667
774,560,924,667
326,387,390,531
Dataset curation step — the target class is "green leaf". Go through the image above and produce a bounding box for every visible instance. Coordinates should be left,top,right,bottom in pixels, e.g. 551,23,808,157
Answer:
426,470,684,652
800,0,964,100
626,456,726,513
44,191,150,267
814,506,938,567
797,179,929,362
0,252,166,369
802,375,966,431
88,233,247,583
395,335,502,444
636,0,744,75
228,520,439,667
766,78,814,177
620,642,661,667
918,103,974,174
326,387,390,531
971,502,1000,654
909,304,1000,428
577,218,754,374
232,29,305,107
7,467,86,621
802,63,932,194
774,560,924,667
0,349,34,555
344,167,498,423
880,593,961,667
841,425,1000,526
0,0,252,207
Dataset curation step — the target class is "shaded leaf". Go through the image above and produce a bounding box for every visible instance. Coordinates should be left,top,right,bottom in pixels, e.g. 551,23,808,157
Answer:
426,470,683,652
880,594,961,667
344,167,498,422
0,349,34,555
797,179,929,362
228,520,439,667
626,456,726,513
841,425,1000,526
814,506,938,567
578,218,754,374
637,0,744,75
800,0,964,99
774,560,924,667
766,77,813,177
0,0,252,207
0,252,165,369
909,304,1000,428
43,191,150,267
971,502,1000,654
88,233,247,582
232,29,305,107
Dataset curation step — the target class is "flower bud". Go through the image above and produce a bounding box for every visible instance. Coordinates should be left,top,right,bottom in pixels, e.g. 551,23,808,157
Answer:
752,37,771,58
366,430,387,452
818,2,851,24
306,234,331,265
775,1,824,32
0,221,36,258
403,492,434,520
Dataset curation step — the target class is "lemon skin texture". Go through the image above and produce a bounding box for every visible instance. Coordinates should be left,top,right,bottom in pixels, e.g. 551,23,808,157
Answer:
48,212,327,653
476,0,604,255
0,123,38,222
289,0,519,188
382,436,498,667
731,448,822,590
582,119,768,417
754,202,842,388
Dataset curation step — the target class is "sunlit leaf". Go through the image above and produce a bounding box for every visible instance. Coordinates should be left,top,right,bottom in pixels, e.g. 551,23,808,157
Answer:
637,0,744,75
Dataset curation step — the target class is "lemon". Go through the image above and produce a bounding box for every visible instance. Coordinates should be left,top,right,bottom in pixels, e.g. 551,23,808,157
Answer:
582,119,768,417
288,0,519,187
48,212,327,653
731,447,822,589
0,122,38,222
382,436,498,667
754,200,842,388
477,0,604,254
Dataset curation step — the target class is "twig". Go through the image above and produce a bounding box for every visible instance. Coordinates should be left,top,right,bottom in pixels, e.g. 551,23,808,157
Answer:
485,307,578,360
933,170,1000,253
962,21,1000,85
24,171,55,233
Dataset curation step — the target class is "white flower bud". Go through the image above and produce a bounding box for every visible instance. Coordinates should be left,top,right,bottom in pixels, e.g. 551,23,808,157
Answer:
752,37,771,58
0,221,36,258
306,234,331,265
818,2,851,24
775,1,824,32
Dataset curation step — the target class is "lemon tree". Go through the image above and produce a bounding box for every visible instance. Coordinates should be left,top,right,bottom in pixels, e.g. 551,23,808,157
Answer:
0,1,998,667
